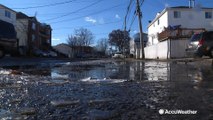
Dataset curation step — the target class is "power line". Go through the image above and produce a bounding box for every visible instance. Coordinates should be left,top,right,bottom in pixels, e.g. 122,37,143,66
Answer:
126,0,135,26
140,0,145,6
52,32,110,36
123,0,134,30
12,0,77,9
128,12,137,31
44,0,103,21
28,6,126,17
54,20,122,30
30,9,93,16
50,4,124,24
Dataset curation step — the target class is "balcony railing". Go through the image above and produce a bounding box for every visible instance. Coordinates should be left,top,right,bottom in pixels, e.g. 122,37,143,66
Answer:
158,28,205,42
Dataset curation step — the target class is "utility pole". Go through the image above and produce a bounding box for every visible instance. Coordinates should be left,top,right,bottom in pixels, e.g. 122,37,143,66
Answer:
136,0,145,59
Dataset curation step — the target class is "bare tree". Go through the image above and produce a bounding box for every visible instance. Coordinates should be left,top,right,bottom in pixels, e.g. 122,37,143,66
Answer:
67,35,78,47
67,28,94,47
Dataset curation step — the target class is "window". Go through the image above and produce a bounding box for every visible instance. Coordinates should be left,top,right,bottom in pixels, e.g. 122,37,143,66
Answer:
32,34,35,41
174,11,181,18
47,30,51,35
47,39,50,44
32,23,36,30
205,12,212,19
157,19,160,25
5,10,11,18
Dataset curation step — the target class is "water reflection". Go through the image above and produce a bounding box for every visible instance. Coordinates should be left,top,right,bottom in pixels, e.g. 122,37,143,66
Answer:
2,60,206,83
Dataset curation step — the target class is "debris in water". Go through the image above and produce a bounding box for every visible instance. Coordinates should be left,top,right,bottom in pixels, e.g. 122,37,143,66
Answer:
51,100,80,107
0,70,11,75
19,107,36,115
80,77,127,83
39,79,69,85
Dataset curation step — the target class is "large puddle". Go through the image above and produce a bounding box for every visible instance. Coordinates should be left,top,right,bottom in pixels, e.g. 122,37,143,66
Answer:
0,60,212,119
1,60,209,83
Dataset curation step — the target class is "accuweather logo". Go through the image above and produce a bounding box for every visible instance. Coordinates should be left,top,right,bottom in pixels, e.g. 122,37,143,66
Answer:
159,109,197,115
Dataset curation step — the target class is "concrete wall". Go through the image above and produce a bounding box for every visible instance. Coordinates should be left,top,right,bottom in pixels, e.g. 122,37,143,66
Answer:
145,40,169,59
144,44,158,59
145,39,188,59
170,39,188,58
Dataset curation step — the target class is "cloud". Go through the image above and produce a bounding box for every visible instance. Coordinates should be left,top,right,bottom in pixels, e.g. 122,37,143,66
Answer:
115,14,121,19
52,38,60,41
85,16,97,24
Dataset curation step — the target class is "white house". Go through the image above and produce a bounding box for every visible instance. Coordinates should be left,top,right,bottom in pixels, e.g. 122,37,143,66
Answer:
130,33,148,58
146,6,213,59
0,4,16,25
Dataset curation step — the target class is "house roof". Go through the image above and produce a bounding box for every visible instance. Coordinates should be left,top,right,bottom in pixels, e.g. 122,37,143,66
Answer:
171,6,213,9
17,12,51,29
16,12,38,22
148,6,213,28
16,12,29,19
54,43,70,48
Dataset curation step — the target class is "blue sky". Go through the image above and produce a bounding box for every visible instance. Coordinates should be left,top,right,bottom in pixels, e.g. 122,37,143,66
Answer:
1,0,213,46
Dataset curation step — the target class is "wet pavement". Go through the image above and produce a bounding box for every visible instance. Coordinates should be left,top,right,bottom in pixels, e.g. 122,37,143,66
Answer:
0,58,212,120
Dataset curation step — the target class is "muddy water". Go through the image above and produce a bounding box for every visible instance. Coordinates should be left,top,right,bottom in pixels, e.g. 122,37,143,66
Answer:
0,59,212,119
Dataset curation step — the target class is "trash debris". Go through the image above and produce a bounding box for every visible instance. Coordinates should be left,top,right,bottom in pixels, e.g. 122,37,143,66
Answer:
0,70,11,75
80,77,127,83
19,107,36,115
51,100,80,107
39,79,69,84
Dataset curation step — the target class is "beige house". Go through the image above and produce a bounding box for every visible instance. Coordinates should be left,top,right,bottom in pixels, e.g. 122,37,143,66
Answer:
16,12,52,56
0,4,16,25
53,44,73,58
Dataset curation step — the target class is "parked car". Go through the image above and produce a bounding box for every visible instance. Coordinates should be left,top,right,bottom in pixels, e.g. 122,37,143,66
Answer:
0,20,18,58
112,53,125,59
47,51,57,57
33,49,48,57
186,31,213,58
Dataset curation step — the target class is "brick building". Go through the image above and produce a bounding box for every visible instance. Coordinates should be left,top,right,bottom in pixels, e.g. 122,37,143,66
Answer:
16,12,52,56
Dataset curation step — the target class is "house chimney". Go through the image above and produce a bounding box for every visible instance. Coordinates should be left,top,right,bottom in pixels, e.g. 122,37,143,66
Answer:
189,0,195,8
189,0,191,8
192,0,195,8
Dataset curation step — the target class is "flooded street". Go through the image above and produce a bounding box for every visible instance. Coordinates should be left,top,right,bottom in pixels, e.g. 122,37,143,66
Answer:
0,58,212,120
